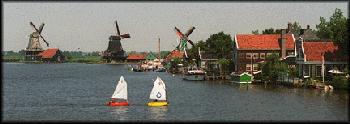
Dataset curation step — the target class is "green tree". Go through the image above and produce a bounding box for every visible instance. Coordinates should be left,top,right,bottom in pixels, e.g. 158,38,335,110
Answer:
252,30,259,34
205,32,233,59
316,8,348,55
188,40,206,59
291,21,301,36
262,28,276,34
261,28,282,34
218,58,231,75
261,53,289,82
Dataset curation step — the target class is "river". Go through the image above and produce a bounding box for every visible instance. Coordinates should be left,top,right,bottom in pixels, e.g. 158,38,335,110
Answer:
2,63,348,121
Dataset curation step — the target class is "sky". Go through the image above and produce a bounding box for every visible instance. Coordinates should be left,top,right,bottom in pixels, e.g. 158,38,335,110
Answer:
3,1,348,52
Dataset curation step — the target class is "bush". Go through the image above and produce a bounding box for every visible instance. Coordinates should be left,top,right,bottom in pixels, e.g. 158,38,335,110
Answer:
331,76,348,90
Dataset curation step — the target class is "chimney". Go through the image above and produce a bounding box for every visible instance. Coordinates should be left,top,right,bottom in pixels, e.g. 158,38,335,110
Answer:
287,22,292,33
279,29,287,58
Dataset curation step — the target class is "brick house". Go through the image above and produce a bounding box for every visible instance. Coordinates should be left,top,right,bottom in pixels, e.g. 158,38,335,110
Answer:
232,33,296,75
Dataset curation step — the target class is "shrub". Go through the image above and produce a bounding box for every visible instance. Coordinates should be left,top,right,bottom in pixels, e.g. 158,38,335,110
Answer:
331,76,348,90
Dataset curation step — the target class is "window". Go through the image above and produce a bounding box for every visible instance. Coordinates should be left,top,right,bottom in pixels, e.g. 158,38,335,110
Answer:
253,53,259,59
316,66,322,77
246,53,252,59
260,53,265,59
239,53,245,59
253,64,259,71
246,64,252,71
303,65,310,76
266,53,272,57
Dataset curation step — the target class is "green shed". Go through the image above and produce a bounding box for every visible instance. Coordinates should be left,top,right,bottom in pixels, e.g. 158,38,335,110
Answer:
230,72,253,83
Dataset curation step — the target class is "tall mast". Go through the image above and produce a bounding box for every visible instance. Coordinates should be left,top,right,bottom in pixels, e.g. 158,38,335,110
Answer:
158,37,161,59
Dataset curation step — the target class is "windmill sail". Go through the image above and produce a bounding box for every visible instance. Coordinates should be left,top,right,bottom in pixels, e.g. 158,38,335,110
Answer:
111,76,128,100
149,76,166,100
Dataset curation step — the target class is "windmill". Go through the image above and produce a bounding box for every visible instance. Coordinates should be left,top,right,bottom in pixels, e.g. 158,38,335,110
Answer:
174,26,195,58
25,22,50,61
102,20,130,63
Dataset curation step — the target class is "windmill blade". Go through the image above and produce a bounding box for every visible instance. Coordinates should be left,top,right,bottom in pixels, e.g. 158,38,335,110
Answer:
120,33,130,38
40,35,50,47
174,27,184,38
115,20,121,36
187,40,194,46
30,22,49,47
185,26,195,37
38,23,45,34
30,22,37,31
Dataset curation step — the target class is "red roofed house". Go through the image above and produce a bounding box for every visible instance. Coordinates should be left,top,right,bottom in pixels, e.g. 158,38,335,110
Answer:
232,33,295,74
165,49,184,62
126,52,146,63
38,48,65,63
295,38,348,79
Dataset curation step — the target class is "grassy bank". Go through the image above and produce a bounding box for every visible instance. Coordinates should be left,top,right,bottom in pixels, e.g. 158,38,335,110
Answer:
66,56,104,64
2,55,23,62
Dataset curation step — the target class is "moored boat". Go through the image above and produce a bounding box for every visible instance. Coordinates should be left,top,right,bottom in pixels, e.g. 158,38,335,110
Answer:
183,67,205,81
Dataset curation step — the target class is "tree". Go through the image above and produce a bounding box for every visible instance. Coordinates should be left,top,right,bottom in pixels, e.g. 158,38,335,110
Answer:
291,21,301,36
205,32,233,59
252,30,259,34
261,28,283,34
261,53,289,82
218,58,231,75
262,28,276,34
316,8,348,55
188,40,206,60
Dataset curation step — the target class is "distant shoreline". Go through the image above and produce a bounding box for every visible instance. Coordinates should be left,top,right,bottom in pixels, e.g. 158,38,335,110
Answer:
2,61,131,64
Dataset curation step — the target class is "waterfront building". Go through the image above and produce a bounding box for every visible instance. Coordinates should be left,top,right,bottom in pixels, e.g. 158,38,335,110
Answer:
232,33,295,75
126,53,146,63
199,51,219,73
294,25,348,79
38,48,65,63
295,39,348,79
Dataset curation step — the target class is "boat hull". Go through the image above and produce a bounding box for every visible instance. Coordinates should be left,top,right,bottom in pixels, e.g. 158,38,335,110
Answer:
106,101,129,106
147,101,168,107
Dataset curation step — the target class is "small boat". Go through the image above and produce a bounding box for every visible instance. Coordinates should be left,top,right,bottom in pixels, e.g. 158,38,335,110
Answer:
106,76,129,106
155,66,166,72
132,67,142,72
183,67,205,81
147,76,168,107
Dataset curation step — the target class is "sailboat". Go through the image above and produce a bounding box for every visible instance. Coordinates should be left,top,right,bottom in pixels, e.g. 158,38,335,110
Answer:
106,76,129,106
147,76,168,107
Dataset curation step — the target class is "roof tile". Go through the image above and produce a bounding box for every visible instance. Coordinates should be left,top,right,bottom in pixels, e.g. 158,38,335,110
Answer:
235,34,295,50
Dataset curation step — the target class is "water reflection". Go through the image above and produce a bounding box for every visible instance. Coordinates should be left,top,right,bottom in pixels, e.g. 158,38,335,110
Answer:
110,106,129,120
148,106,168,120
238,83,251,90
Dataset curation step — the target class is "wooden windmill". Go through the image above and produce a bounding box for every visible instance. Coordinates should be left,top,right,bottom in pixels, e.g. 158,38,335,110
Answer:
25,22,50,61
174,26,195,58
102,20,130,63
